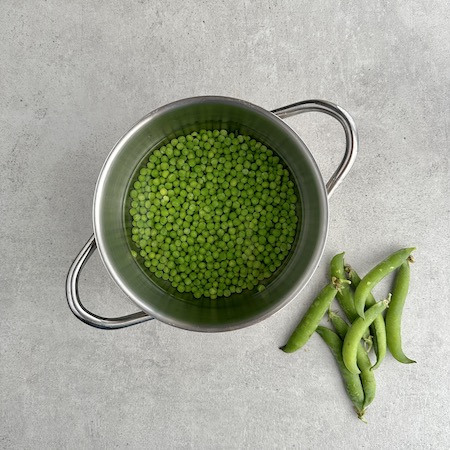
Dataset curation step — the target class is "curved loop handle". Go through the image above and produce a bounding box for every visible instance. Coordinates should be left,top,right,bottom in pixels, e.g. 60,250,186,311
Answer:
66,234,154,329
271,99,358,197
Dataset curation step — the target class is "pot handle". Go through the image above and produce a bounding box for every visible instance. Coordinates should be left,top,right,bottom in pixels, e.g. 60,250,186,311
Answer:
66,234,154,329
271,99,358,197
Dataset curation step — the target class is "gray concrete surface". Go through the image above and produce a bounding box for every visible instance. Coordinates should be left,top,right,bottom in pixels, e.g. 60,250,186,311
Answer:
1,1,449,448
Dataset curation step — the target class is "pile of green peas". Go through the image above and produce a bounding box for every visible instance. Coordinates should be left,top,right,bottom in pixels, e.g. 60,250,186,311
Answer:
128,129,299,299
281,247,416,421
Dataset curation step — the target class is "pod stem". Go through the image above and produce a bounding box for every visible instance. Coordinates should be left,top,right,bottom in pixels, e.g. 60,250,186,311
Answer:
355,407,367,423
344,264,352,276
331,276,351,294
383,293,392,308
363,335,373,353
328,308,339,320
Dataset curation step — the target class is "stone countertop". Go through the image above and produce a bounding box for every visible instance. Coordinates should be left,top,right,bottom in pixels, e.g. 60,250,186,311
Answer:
1,1,449,449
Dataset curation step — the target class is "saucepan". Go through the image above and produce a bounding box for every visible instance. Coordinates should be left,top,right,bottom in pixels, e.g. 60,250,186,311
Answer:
66,96,357,331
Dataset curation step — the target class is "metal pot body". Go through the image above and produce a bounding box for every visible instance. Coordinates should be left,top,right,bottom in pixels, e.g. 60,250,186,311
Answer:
67,97,357,332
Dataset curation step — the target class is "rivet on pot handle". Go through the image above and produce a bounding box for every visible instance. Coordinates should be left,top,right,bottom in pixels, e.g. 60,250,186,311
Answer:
271,99,358,197
66,234,154,329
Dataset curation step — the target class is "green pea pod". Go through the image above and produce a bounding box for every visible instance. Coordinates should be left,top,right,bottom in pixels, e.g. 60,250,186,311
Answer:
329,311,376,411
354,247,416,318
281,279,342,353
331,254,370,342
316,326,366,420
386,261,416,364
330,253,358,321
343,298,390,374
346,266,387,371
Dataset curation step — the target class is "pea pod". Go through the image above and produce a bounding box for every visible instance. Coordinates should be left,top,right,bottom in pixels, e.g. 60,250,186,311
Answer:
330,253,358,321
329,311,376,411
316,326,366,420
331,254,370,343
354,248,415,318
343,297,390,374
386,261,416,364
346,266,387,371
281,278,342,353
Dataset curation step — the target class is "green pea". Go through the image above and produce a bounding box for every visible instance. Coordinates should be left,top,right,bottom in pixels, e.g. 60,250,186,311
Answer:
127,128,300,299
386,260,416,364
345,265,388,371
343,297,390,374
330,253,358,321
316,326,366,420
354,248,415,318
328,311,376,413
281,278,343,353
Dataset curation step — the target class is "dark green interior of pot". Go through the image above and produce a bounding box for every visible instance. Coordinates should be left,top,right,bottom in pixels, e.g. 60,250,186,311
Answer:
94,97,328,331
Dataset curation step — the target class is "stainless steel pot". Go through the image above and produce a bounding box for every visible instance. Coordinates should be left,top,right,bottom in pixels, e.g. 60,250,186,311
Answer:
66,97,357,332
